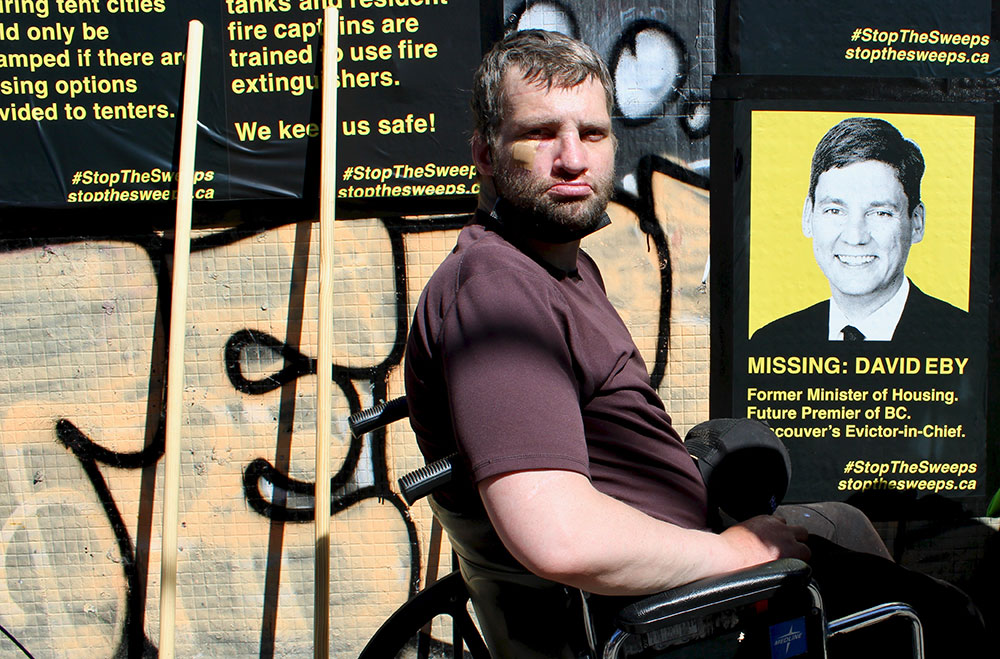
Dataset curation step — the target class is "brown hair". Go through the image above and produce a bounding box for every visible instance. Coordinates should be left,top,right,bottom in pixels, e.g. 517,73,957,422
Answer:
471,29,614,148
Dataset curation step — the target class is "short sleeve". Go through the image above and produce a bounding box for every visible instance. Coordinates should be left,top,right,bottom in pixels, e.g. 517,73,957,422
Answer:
438,267,591,482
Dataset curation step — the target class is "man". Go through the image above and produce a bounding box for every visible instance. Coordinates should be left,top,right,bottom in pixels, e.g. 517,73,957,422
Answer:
405,31,983,656
753,117,970,343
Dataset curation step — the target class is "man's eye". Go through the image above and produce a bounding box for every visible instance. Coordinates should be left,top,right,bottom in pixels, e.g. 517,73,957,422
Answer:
870,209,895,218
822,207,843,215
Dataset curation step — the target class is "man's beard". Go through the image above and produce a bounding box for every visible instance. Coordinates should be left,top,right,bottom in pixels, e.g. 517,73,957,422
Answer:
491,157,614,244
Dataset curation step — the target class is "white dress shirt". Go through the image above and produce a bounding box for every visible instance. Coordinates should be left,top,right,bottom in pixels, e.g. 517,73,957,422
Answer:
827,278,910,341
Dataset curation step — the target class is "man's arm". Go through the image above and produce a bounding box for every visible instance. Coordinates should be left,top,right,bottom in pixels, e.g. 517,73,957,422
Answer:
479,469,810,597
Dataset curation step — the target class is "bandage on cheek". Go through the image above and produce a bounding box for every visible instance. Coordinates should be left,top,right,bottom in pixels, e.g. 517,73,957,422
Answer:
511,141,538,169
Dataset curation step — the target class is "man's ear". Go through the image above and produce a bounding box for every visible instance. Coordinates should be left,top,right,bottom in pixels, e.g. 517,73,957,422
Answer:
801,198,814,238
909,202,926,244
471,131,494,177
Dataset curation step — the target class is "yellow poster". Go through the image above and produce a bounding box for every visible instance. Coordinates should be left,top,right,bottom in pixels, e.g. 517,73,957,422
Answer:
749,111,975,335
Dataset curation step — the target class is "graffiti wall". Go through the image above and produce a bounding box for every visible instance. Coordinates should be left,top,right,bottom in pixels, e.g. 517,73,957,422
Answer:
0,0,716,655
0,198,710,659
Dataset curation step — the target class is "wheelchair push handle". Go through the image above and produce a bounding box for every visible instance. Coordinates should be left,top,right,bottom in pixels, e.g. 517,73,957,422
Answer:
397,453,457,506
349,396,409,438
347,395,456,506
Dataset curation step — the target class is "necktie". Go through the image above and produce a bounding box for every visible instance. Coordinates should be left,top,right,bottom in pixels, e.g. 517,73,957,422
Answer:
842,325,865,341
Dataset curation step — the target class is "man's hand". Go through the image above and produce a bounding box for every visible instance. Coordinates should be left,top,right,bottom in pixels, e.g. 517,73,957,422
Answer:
719,515,811,566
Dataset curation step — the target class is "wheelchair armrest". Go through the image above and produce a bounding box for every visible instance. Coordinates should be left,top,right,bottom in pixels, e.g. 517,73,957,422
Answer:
614,558,811,634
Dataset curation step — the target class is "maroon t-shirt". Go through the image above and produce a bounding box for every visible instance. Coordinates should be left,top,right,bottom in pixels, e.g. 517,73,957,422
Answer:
405,218,708,530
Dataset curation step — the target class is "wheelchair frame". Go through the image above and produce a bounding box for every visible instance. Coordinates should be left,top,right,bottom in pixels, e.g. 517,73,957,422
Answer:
352,398,925,658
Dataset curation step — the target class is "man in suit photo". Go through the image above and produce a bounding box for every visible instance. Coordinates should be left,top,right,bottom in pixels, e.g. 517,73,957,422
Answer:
752,116,970,344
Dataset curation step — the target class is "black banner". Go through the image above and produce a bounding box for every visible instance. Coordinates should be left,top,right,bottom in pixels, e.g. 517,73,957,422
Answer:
720,0,996,77
711,77,996,509
0,0,494,213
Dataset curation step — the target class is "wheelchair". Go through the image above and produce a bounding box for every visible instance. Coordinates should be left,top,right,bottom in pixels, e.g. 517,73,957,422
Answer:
354,398,925,658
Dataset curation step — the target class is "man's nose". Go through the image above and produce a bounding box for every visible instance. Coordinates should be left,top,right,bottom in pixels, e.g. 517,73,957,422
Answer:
840,212,871,244
553,133,587,176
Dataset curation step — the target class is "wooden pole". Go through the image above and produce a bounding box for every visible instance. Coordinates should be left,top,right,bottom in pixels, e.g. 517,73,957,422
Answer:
158,19,203,659
315,6,339,658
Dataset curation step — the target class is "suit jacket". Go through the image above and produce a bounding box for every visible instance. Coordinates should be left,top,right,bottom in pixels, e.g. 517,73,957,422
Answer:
751,280,972,346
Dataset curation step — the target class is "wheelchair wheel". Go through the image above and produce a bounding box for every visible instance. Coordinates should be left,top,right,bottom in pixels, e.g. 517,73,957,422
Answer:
359,570,490,659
